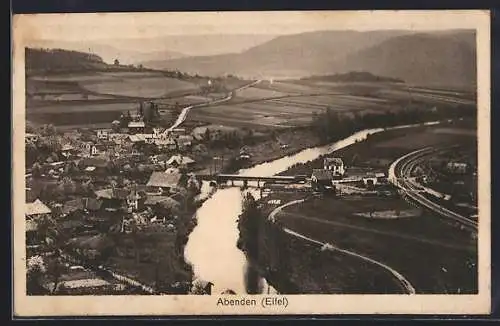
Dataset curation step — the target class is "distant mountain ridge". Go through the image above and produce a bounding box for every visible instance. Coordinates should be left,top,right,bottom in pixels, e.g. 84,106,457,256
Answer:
142,29,476,88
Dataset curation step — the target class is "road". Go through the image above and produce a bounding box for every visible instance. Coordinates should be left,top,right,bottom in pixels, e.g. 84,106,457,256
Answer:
268,200,416,295
388,147,478,232
166,79,262,131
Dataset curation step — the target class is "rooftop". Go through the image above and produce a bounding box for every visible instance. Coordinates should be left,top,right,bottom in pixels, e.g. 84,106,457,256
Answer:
26,199,52,216
147,171,182,188
144,195,180,209
128,121,146,128
94,188,130,200
166,155,195,165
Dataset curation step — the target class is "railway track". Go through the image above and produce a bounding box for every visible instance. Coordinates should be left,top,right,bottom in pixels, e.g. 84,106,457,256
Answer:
389,148,478,232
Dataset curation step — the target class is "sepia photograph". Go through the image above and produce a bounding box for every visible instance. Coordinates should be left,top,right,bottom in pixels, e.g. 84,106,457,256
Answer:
12,10,490,316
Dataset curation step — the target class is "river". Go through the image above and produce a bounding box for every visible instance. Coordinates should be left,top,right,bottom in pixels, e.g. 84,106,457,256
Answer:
183,121,441,295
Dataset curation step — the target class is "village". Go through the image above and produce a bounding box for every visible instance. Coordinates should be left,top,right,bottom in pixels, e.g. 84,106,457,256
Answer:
25,101,252,295
24,100,397,295
25,98,479,296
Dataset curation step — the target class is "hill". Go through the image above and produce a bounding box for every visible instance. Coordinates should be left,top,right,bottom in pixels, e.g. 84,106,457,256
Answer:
142,30,476,88
335,32,476,88
25,48,110,74
142,30,407,78
27,39,188,65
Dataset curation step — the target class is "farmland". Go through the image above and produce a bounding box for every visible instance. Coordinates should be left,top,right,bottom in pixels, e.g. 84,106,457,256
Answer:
189,79,476,129
81,76,199,98
25,68,477,130
25,69,248,127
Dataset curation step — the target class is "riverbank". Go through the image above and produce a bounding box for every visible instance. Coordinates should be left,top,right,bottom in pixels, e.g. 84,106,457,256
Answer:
237,191,405,294
194,127,322,175
184,117,478,294
254,120,478,294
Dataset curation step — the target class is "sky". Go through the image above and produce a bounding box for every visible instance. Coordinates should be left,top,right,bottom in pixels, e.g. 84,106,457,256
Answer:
15,10,488,41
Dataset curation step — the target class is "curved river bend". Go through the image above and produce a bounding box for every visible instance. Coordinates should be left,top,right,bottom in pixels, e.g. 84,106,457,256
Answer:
184,122,440,295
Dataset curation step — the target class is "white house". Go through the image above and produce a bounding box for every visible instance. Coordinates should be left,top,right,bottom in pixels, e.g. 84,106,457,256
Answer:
96,129,110,140
25,133,39,143
323,157,345,176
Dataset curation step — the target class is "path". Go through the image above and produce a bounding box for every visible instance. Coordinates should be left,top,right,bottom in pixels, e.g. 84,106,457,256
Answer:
267,200,417,295
166,79,262,131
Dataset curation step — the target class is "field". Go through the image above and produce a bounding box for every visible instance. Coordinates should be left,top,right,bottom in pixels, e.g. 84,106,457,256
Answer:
82,76,198,98
280,120,477,175
26,72,477,129
25,70,247,127
276,196,476,294
189,79,476,129
268,121,478,294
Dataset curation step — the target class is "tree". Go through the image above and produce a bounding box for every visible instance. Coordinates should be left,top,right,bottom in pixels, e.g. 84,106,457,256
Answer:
41,124,57,136
114,58,120,66
204,128,211,141
32,162,42,178
237,193,261,258
129,218,142,264
35,215,66,293
111,120,121,132
27,255,48,295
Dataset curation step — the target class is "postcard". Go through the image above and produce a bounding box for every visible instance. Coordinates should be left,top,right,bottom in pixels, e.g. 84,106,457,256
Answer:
12,10,491,316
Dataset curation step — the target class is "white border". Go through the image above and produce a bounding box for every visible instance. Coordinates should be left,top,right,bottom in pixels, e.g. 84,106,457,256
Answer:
12,10,491,316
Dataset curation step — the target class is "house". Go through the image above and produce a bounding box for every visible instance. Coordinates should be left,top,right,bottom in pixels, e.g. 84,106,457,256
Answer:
91,144,107,157
146,171,183,195
128,121,146,134
150,154,171,166
155,138,177,151
177,135,194,149
166,155,196,169
323,157,345,176
108,133,127,145
128,134,146,143
446,162,469,175
26,199,52,220
25,133,39,143
80,142,106,157
94,188,130,210
96,129,110,140
144,195,181,219
239,149,251,160
125,186,144,212
152,128,166,139
171,128,186,136
61,198,103,217
61,144,77,159
80,157,108,173
311,169,334,188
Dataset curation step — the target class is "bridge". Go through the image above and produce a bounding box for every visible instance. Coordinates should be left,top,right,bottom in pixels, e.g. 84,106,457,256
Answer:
196,173,308,187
